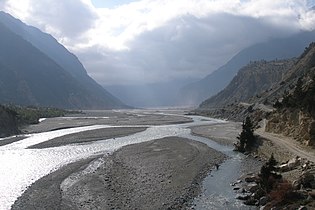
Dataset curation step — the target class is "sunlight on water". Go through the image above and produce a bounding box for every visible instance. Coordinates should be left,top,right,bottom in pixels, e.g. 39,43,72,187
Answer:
0,114,228,209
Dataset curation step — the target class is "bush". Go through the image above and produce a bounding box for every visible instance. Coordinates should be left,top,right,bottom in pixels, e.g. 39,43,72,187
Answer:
268,181,293,207
259,154,282,193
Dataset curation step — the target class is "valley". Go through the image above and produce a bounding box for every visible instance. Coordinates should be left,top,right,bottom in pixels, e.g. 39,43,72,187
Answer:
0,110,234,209
0,2,315,209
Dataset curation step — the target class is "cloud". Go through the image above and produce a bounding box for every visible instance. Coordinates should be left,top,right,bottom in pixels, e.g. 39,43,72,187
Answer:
79,12,302,85
2,0,96,45
1,0,315,86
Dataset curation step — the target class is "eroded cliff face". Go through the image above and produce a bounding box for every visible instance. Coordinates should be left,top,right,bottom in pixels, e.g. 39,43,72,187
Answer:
265,43,315,146
266,110,315,146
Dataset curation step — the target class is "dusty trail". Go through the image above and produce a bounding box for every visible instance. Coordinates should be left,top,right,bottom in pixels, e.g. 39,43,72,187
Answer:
256,121,315,163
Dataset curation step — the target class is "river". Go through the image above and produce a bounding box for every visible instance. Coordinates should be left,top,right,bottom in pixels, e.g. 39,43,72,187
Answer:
0,110,257,209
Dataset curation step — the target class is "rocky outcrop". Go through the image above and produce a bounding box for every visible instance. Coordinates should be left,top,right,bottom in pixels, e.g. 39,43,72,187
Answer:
266,110,315,145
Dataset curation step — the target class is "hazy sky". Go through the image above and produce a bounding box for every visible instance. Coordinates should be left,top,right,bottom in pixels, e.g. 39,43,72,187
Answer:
1,0,315,85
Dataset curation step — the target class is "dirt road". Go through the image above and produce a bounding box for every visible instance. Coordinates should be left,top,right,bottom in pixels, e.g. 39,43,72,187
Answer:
256,125,315,163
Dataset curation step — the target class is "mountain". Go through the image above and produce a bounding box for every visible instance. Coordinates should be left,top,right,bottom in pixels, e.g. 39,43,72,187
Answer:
196,42,315,145
264,43,315,145
199,59,296,109
0,11,127,109
179,31,315,105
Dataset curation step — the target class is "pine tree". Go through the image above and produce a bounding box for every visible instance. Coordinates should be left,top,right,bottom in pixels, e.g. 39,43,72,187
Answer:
236,116,255,152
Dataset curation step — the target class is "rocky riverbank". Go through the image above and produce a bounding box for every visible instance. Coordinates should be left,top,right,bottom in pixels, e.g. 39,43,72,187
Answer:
12,137,226,209
190,119,315,209
233,156,315,209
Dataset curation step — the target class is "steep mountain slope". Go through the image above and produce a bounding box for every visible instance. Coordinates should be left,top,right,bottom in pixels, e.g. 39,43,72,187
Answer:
0,11,127,109
179,31,315,105
199,59,296,109
0,12,127,109
264,43,315,145
0,21,123,109
196,42,315,145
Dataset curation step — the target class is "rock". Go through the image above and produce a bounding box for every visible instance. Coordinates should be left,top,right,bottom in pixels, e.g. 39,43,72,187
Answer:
278,157,301,172
302,173,314,183
253,189,265,199
259,196,269,206
308,190,315,198
247,183,259,193
293,179,302,190
231,180,242,186
302,161,312,170
236,194,251,200
244,198,258,206
310,180,315,189
236,179,242,184
240,188,247,194
297,206,307,210
245,175,257,183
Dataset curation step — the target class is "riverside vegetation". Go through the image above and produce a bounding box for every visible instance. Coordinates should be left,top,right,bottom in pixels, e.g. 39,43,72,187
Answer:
0,104,76,137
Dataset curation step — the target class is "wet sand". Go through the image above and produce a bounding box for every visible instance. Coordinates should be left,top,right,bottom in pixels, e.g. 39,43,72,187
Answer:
28,127,147,149
12,137,226,210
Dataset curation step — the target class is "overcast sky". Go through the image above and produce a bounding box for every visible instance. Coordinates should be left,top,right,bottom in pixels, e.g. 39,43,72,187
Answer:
1,0,315,85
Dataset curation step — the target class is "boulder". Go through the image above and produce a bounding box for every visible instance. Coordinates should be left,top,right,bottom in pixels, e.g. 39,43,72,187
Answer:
278,157,301,172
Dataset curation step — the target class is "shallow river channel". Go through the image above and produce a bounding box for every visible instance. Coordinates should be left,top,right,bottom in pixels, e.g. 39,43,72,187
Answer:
0,110,257,209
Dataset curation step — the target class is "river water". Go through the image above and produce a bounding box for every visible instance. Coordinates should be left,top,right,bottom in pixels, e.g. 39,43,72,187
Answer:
0,110,255,209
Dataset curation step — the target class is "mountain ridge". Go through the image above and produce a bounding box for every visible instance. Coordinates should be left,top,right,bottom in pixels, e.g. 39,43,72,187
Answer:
195,42,315,145
0,12,127,109
199,59,296,109
179,31,315,105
